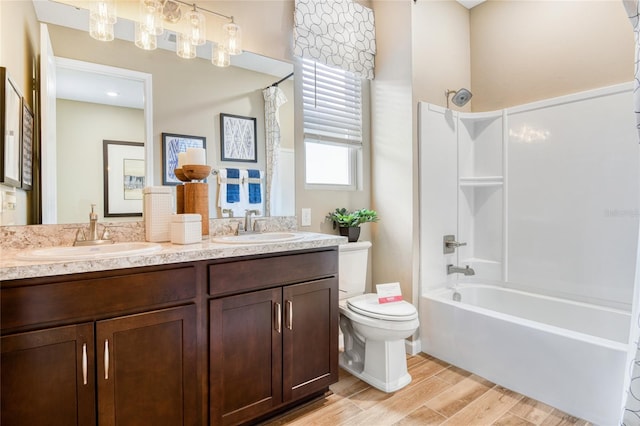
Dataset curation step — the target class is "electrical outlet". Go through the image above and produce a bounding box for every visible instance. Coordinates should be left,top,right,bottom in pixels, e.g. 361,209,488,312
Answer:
301,208,311,227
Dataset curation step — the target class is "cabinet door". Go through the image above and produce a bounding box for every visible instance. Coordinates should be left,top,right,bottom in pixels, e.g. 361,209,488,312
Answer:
210,288,283,425
283,278,339,401
1,323,96,426
96,304,197,426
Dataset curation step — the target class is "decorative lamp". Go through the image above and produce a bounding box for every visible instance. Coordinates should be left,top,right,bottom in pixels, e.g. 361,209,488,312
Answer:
223,21,242,55
140,0,164,36
89,0,117,24
212,43,230,67
177,32,196,58
186,6,206,46
89,18,115,41
135,22,157,50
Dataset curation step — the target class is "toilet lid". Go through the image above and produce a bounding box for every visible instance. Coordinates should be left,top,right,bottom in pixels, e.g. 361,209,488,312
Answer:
347,293,418,321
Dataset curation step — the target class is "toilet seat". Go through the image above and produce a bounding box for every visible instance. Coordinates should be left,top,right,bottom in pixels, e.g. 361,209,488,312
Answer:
347,293,418,321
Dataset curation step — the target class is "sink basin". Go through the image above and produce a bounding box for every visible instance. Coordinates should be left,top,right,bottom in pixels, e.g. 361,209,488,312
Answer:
211,232,305,244
16,242,162,261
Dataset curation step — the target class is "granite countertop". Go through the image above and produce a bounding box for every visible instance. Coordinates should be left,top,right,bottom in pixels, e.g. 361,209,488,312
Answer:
1,232,346,281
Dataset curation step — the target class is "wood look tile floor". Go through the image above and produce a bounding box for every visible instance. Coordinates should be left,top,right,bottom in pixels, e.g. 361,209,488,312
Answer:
264,354,590,426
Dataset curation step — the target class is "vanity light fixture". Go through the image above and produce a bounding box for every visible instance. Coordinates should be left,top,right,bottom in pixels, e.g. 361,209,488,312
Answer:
223,21,242,55
89,0,242,66
89,0,116,41
177,32,196,59
139,0,164,36
135,21,158,50
211,43,230,67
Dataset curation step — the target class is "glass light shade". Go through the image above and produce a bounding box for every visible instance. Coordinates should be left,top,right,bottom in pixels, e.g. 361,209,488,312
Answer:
177,33,196,59
212,43,230,67
90,0,117,24
185,9,206,46
223,22,242,55
139,0,163,36
89,17,114,42
135,22,157,50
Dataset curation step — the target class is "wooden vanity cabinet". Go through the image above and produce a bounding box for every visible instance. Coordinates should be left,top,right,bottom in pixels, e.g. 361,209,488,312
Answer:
1,264,199,426
208,249,339,425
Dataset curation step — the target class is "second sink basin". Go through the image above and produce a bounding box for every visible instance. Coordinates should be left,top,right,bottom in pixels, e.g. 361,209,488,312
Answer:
16,242,162,261
211,232,305,244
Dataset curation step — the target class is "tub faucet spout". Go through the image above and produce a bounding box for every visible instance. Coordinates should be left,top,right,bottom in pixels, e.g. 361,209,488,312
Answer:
447,264,475,276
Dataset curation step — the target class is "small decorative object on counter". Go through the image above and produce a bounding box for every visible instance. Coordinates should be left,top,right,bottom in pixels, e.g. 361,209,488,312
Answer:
143,186,173,242
171,213,202,244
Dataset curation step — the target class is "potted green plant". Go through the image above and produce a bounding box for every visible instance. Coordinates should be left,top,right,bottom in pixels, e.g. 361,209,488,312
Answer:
326,208,379,242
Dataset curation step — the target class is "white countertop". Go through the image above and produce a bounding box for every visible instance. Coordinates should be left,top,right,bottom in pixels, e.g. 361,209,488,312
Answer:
1,232,346,281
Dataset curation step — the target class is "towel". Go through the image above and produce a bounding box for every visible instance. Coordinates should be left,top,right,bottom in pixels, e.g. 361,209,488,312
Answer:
248,169,262,204
226,168,240,203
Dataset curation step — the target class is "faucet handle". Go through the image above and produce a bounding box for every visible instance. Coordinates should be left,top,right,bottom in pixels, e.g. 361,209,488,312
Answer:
443,235,467,254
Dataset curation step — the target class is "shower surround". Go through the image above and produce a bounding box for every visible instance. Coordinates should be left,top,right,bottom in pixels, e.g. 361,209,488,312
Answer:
418,83,639,425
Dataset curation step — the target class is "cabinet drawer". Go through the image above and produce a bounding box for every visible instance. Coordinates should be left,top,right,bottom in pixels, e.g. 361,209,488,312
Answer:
1,265,197,331
209,249,338,296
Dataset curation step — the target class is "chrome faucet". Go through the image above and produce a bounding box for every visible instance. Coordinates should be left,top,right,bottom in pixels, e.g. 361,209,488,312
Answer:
73,204,114,246
243,209,261,233
447,264,475,276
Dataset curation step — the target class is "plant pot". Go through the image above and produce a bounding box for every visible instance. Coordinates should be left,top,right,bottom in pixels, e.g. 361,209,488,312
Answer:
339,226,361,243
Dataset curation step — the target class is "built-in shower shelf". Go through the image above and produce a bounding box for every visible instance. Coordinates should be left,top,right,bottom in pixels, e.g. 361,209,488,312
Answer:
459,176,504,187
460,257,502,265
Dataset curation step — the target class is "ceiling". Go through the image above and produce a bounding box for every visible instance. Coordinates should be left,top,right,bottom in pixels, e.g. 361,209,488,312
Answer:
32,0,293,109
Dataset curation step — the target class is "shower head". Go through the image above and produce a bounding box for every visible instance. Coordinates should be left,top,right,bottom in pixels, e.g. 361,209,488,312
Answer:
445,88,473,108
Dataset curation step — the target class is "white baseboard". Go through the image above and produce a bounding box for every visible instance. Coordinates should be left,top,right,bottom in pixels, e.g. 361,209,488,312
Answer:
405,338,421,356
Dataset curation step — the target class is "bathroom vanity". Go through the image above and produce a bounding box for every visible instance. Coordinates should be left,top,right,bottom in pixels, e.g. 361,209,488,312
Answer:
0,233,342,426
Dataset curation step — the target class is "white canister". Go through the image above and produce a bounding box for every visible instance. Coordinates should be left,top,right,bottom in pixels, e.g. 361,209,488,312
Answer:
143,186,173,242
171,214,202,244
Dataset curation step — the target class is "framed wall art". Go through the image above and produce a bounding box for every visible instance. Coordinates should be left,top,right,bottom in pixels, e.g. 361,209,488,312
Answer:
21,100,34,190
220,113,257,163
1,67,23,188
162,132,207,185
103,140,145,217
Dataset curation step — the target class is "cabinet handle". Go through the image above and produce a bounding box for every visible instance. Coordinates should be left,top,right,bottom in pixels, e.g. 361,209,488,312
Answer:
104,339,110,380
82,343,88,385
286,300,293,330
274,303,282,333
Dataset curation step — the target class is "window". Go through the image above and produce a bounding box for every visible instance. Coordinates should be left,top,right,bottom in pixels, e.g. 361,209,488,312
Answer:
302,58,362,189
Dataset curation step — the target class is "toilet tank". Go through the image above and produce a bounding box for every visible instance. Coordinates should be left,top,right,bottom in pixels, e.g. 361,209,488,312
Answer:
338,241,372,300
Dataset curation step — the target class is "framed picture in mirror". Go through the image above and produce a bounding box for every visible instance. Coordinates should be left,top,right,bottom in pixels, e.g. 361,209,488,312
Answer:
103,140,145,217
1,67,22,188
162,133,207,185
220,113,257,163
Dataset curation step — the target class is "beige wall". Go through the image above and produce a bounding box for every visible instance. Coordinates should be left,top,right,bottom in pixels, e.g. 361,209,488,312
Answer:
47,24,294,220
470,0,633,111
56,99,144,223
0,0,39,225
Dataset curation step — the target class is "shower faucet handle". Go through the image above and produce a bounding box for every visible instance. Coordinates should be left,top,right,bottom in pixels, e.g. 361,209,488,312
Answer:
443,235,467,254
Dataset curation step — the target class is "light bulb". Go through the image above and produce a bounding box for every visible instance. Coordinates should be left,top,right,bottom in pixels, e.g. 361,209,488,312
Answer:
212,43,230,67
139,0,163,36
177,33,196,59
223,22,242,55
90,0,116,24
186,9,206,46
135,22,157,50
90,17,114,42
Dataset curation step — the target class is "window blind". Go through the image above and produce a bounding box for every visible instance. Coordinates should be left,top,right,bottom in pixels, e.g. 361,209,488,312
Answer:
302,58,362,146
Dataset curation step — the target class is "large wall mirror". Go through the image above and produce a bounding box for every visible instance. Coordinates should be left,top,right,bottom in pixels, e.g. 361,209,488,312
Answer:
33,0,295,225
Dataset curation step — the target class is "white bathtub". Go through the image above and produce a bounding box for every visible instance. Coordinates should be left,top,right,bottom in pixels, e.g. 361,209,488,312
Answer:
420,283,631,425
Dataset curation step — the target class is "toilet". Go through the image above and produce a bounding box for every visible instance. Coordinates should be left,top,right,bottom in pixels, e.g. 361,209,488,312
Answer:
338,241,419,393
